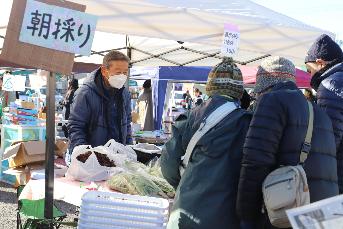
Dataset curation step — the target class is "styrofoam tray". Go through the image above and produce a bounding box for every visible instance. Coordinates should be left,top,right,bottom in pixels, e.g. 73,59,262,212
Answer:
130,143,162,154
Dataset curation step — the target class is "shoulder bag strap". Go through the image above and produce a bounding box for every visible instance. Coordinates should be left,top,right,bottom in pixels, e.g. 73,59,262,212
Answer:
300,101,314,163
180,102,238,174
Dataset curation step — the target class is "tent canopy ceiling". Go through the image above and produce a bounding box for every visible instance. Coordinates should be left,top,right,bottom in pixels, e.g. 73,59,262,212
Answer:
0,0,332,68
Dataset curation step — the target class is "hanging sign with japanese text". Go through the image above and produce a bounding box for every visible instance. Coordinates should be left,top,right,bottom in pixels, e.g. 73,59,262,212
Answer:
19,0,97,56
221,23,240,57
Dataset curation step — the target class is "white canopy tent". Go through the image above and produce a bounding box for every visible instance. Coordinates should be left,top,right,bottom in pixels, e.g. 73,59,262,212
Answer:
0,0,333,67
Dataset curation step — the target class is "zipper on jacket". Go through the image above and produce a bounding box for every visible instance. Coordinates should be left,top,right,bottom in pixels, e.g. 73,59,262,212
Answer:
265,178,293,189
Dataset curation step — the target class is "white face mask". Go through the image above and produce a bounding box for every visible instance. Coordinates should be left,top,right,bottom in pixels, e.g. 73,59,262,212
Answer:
108,74,127,89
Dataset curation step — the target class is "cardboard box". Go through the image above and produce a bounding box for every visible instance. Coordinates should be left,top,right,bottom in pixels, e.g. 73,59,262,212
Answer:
55,140,68,158
3,141,46,168
2,163,44,187
131,112,140,124
38,112,47,119
3,140,69,168
15,100,35,110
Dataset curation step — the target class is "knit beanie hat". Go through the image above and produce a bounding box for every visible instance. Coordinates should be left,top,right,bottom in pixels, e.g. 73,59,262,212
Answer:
254,56,296,93
305,34,343,63
206,57,244,100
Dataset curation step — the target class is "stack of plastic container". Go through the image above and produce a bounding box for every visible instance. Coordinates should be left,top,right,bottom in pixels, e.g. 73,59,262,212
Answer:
78,191,170,229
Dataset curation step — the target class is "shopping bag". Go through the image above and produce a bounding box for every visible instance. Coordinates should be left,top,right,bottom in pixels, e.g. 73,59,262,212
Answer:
65,145,117,182
104,139,137,162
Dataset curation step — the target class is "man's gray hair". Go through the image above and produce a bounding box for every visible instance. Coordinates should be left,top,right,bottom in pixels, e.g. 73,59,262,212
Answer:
103,50,130,69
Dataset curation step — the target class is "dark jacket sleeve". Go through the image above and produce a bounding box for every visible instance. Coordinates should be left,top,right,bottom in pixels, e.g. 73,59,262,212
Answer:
317,78,343,193
237,93,286,221
160,114,189,189
67,86,92,151
124,89,133,145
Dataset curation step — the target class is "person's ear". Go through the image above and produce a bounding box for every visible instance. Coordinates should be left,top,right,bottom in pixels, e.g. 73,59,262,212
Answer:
316,59,327,68
100,65,108,77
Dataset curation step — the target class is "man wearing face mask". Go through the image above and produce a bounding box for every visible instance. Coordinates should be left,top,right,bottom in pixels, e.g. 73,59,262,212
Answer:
68,51,132,155
305,34,343,193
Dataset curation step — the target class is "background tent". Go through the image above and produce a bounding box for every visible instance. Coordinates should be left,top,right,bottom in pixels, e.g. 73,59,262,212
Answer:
240,66,311,88
131,66,311,130
0,0,332,68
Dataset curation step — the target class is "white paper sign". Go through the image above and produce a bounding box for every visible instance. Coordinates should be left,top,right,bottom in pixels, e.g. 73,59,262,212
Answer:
287,195,343,229
19,0,98,56
3,74,26,92
221,24,240,57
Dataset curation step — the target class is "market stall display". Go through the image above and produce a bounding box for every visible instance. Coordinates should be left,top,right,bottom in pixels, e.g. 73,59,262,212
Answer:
0,0,334,227
0,140,68,187
65,139,175,198
133,131,170,145
1,125,46,153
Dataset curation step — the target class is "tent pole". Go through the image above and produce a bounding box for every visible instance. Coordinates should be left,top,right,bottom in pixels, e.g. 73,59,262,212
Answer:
242,54,271,65
126,35,132,88
44,71,56,227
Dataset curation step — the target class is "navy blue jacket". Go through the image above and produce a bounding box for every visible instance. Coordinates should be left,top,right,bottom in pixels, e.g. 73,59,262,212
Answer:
68,68,132,153
315,63,343,193
237,82,338,221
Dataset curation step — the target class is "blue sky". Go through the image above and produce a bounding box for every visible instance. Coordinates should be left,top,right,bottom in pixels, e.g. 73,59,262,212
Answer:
252,0,343,37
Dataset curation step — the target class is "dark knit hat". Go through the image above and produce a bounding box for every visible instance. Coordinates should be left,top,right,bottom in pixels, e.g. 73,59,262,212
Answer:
206,57,244,100
305,34,343,63
254,56,296,93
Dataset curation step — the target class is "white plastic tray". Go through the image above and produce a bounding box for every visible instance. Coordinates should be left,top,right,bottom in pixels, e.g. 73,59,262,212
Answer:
78,191,169,229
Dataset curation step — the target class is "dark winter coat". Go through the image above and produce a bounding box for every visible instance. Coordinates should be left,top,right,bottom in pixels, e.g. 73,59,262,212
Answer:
161,95,251,229
314,62,343,193
68,68,132,153
236,81,339,222
63,89,76,120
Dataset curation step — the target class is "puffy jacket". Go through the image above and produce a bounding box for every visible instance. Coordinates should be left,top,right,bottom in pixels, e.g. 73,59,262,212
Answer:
315,62,343,193
161,95,251,229
68,68,132,153
236,81,338,222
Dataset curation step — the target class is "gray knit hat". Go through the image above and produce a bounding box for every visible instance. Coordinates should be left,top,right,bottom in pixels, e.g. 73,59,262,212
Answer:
206,57,244,99
254,56,296,93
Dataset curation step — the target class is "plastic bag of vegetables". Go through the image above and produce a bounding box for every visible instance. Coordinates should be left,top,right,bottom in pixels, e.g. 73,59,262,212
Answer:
123,161,149,173
107,172,168,198
149,175,175,198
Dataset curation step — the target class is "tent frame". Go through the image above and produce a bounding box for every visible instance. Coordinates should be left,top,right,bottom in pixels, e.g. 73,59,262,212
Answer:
1,33,273,67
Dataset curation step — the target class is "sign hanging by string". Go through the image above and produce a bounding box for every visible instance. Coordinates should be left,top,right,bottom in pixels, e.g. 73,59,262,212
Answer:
221,23,240,57
2,74,26,92
19,0,98,56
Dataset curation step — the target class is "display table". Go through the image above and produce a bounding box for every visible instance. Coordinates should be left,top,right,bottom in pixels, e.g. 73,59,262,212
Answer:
19,177,113,207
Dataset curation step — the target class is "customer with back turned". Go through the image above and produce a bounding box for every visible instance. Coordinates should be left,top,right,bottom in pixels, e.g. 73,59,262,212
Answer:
161,58,252,229
237,56,338,229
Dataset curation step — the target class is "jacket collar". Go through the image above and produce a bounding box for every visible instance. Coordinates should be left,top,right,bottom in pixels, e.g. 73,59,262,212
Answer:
83,68,124,100
311,62,343,90
320,62,343,80
270,81,298,92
